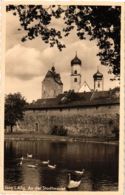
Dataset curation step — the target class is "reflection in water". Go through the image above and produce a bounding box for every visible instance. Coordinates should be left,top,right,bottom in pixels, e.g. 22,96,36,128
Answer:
4,140,118,191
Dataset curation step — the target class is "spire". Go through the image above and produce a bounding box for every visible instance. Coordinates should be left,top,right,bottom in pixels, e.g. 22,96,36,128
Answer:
93,66,103,80
97,65,101,73
71,52,81,66
51,65,55,72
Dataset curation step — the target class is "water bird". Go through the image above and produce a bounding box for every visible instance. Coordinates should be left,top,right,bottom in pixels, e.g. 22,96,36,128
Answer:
27,164,38,168
48,164,56,169
27,153,33,158
18,160,23,166
42,160,50,165
74,169,85,176
20,156,24,161
67,173,81,189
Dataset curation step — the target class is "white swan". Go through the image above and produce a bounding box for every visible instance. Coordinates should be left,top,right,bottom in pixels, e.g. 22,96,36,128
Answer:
67,173,81,189
27,164,37,168
27,153,33,158
18,160,23,166
20,156,24,161
42,160,49,165
74,169,85,176
48,164,56,169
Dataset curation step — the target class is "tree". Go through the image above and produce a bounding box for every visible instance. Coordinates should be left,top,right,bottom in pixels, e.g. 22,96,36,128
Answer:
112,127,119,140
6,5,121,77
60,90,79,104
5,93,27,133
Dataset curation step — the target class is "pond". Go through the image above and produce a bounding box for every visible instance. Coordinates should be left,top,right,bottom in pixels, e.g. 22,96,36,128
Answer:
4,140,118,191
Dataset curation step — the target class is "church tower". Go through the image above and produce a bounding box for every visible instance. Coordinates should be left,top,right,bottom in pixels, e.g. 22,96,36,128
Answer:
93,67,103,91
70,53,82,92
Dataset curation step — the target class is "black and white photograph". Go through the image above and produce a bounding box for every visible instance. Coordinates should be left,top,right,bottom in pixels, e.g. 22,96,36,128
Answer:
3,2,124,193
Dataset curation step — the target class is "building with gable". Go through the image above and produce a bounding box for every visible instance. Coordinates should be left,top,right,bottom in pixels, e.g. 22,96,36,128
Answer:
42,66,63,98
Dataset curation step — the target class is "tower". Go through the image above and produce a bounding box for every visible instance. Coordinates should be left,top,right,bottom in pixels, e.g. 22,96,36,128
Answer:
70,52,82,92
93,67,103,91
42,66,63,98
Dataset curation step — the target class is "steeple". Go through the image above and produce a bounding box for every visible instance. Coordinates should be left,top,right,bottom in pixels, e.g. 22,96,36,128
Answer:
93,66,103,91
51,66,55,73
71,51,81,66
70,52,82,92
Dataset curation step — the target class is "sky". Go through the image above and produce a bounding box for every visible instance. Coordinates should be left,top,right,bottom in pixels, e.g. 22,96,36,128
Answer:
5,8,120,103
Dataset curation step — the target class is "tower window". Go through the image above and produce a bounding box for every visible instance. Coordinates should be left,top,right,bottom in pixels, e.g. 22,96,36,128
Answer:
98,82,100,88
74,78,77,82
74,70,77,74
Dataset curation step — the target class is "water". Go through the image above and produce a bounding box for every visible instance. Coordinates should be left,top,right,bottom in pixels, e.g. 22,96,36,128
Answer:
4,140,118,191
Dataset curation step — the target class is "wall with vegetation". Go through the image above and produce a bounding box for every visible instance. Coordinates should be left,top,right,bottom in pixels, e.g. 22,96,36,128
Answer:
14,104,119,138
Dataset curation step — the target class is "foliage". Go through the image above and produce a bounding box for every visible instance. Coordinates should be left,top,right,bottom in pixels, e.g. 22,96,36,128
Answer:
6,5,121,76
111,113,119,140
112,127,119,139
60,90,79,104
5,93,27,133
51,125,68,136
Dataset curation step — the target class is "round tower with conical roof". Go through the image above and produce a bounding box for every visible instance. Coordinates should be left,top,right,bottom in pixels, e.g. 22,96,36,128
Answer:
70,52,82,92
93,67,103,91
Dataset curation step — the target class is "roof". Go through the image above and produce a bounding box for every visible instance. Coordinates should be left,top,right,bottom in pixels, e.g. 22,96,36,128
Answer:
79,81,91,92
93,70,103,79
26,88,120,110
44,66,63,85
71,54,81,66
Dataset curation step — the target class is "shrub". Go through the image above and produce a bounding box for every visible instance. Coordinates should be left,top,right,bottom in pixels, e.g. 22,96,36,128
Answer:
51,125,68,136
112,126,119,140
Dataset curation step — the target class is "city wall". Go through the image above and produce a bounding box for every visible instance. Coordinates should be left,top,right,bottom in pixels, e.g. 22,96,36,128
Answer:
15,104,119,138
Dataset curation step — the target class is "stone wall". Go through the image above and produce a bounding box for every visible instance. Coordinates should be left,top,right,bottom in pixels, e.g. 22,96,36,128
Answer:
15,104,119,138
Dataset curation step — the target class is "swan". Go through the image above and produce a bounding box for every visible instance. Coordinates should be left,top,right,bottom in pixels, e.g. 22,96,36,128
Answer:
20,156,24,161
18,160,23,166
74,169,85,176
27,164,37,168
27,153,33,158
42,160,49,165
48,164,56,169
67,173,81,189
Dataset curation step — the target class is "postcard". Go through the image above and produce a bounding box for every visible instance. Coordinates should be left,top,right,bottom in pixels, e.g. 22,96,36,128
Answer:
0,1,124,195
